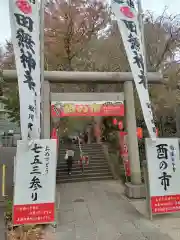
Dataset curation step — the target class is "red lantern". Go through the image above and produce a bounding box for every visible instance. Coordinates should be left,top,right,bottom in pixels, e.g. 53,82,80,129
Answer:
51,128,59,146
113,118,118,125
137,127,143,139
156,128,158,137
51,128,57,139
118,121,123,130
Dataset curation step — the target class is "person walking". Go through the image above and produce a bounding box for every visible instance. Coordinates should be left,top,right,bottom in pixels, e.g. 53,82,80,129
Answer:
84,132,88,144
65,142,75,175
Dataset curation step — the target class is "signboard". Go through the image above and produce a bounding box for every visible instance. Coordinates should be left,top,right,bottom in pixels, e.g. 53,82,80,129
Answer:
145,138,180,215
9,0,41,140
13,139,57,225
51,101,124,117
111,0,156,140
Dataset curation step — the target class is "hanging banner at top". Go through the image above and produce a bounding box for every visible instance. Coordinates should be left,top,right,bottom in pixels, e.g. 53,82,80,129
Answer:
51,101,125,117
111,0,156,140
9,0,41,140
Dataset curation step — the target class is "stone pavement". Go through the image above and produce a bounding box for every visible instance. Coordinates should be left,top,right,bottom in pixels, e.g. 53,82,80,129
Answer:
55,180,173,240
0,207,5,240
129,198,180,240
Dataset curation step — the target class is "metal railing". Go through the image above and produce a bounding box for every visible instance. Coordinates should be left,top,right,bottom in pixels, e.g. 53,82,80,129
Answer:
77,136,83,157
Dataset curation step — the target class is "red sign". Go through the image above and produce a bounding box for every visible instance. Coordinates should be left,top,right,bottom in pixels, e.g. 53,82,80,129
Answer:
119,132,131,177
124,159,130,177
151,195,180,214
13,202,55,225
51,102,124,117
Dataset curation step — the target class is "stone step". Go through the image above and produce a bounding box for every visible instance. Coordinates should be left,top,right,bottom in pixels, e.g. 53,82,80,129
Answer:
59,149,104,153
59,152,105,156
57,171,112,178
59,151,105,155
57,168,111,176
59,154,105,158
57,165,109,171
59,146,103,150
57,164,109,170
56,175,113,183
57,159,108,166
58,157,107,161
59,149,104,152
57,143,113,183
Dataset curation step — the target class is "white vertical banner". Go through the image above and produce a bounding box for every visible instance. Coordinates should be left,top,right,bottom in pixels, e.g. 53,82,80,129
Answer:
111,0,156,140
145,138,180,214
13,139,57,225
9,0,41,140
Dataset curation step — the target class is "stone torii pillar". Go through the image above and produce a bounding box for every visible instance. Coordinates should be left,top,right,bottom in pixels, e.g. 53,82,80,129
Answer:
124,81,143,197
2,70,163,198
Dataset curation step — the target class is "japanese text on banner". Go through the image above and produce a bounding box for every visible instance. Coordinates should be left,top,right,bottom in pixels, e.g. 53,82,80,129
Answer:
111,0,156,139
146,138,180,214
9,0,41,140
13,139,57,225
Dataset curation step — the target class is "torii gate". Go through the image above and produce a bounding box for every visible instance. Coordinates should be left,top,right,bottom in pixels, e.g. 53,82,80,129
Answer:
2,70,163,198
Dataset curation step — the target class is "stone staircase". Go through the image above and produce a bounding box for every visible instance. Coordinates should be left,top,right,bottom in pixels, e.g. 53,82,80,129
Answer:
56,143,113,183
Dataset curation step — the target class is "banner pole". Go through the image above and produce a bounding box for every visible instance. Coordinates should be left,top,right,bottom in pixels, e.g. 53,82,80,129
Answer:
137,0,148,89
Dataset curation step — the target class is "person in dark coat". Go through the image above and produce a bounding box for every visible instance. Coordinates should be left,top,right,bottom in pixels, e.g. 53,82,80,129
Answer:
84,132,88,144
65,141,75,175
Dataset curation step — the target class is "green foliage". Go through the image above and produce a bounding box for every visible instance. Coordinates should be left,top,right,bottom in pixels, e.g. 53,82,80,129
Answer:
1,7,180,124
102,116,124,145
0,86,20,125
58,116,92,136
5,199,13,223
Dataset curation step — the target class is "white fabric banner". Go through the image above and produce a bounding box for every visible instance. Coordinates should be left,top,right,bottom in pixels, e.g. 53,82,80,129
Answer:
111,0,156,140
13,139,57,225
9,0,41,140
146,138,180,197
145,138,180,214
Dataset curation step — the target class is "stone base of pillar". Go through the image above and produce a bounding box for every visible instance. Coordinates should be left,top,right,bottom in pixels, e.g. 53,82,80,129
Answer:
125,182,146,199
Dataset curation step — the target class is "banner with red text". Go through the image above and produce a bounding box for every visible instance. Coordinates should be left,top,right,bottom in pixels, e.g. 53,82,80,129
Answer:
13,139,57,225
51,101,124,117
146,138,180,214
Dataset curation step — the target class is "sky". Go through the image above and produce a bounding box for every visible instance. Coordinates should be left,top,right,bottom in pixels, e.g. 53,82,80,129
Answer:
0,0,179,44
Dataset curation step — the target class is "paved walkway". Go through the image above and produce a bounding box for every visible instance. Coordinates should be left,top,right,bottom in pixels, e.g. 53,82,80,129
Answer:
0,207,5,240
56,180,173,240
130,198,180,240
